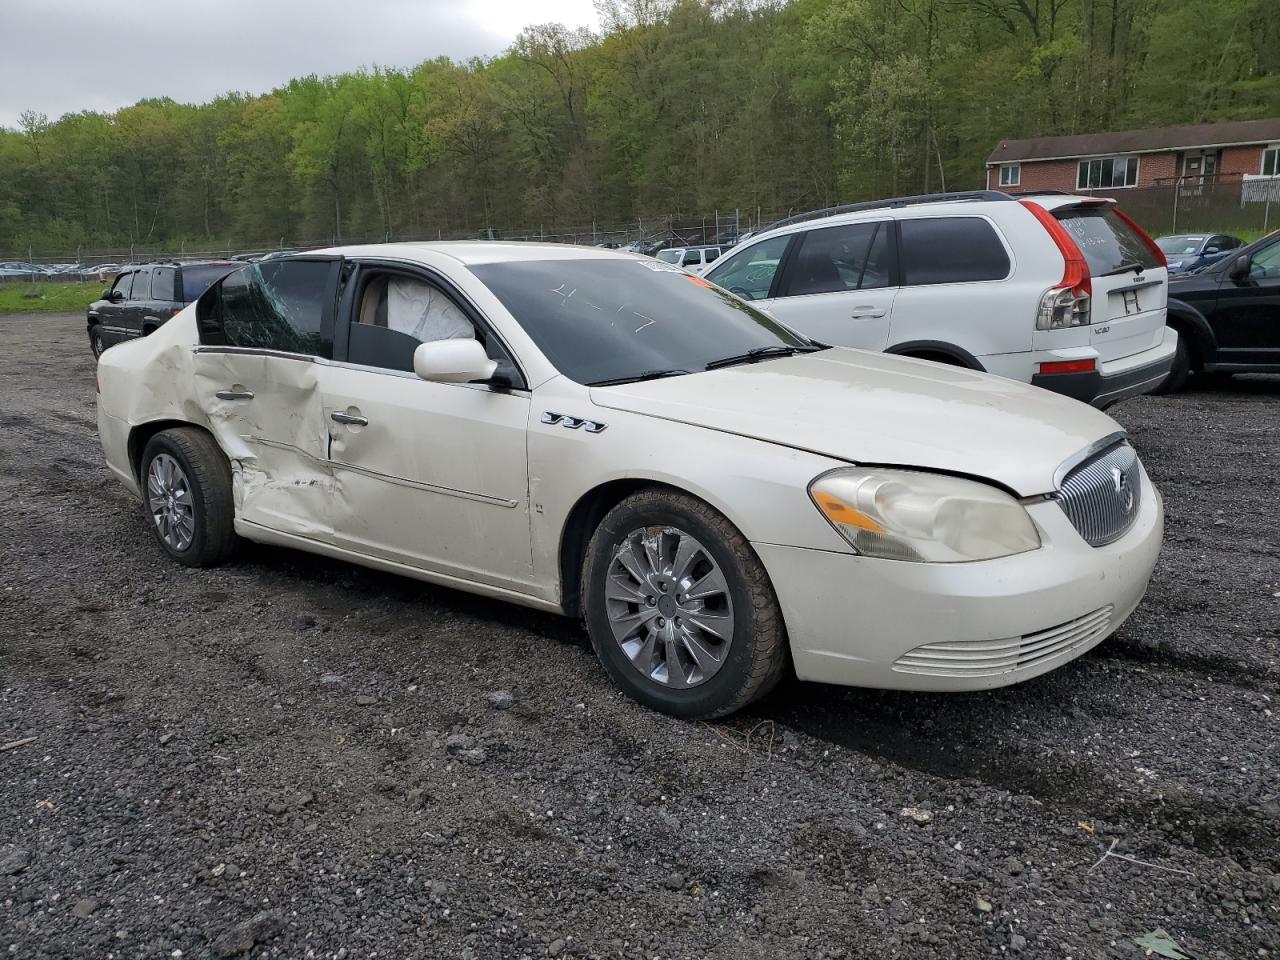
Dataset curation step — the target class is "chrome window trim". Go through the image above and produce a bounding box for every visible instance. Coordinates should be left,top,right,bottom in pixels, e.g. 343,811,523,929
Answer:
1052,430,1128,490
193,345,320,363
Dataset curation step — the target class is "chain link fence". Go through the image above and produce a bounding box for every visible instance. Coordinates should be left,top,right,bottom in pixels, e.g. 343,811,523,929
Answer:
9,177,1275,282
1,208,793,282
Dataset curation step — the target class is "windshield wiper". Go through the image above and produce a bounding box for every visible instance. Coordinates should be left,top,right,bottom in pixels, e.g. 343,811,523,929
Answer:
586,368,692,387
704,344,823,371
1102,260,1144,277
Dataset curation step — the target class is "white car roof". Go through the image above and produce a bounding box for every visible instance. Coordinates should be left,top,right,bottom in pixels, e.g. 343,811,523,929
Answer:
748,192,1106,243
320,241,636,267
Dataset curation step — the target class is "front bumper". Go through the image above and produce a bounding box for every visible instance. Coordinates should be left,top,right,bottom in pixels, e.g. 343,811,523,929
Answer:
1032,327,1178,408
755,472,1163,692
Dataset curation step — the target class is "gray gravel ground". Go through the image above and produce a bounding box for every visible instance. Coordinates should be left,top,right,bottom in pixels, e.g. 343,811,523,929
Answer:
1,312,1278,960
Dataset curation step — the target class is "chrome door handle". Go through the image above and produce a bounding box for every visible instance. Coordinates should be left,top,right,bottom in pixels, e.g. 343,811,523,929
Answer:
330,411,369,426
850,307,886,319
215,390,254,401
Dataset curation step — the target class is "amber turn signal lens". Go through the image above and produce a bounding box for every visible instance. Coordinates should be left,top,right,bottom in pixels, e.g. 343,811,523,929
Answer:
813,490,885,533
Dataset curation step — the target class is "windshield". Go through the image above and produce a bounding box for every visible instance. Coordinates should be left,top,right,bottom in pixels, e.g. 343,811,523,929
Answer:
1055,206,1163,275
469,258,811,385
1156,235,1206,256
655,249,681,264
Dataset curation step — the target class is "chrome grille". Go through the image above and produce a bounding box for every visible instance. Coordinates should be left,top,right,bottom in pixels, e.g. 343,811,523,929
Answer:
1056,441,1142,547
892,606,1113,678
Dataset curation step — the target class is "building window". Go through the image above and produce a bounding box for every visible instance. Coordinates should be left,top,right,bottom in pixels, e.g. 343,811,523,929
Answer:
1077,156,1139,190
1263,145,1280,177
998,163,1020,187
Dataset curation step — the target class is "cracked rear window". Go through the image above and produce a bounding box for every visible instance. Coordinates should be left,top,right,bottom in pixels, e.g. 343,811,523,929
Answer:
470,258,808,386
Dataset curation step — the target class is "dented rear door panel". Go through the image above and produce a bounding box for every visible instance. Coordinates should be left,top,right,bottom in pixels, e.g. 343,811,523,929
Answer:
192,350,335,541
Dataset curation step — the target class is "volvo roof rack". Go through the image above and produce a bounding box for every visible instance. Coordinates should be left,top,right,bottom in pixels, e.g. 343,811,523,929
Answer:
761,190,1017,233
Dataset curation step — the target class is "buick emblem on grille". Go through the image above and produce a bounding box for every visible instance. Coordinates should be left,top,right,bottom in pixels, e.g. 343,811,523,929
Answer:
1111,466,1135,514
1056,437,1142,547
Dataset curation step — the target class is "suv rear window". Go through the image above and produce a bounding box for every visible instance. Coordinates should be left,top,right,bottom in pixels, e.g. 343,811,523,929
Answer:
898,217,1010,285
1054,206,1162,275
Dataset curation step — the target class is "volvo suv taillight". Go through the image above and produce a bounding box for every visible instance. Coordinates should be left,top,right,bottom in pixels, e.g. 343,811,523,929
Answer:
1037,284,1091,330
1021,199,1093,331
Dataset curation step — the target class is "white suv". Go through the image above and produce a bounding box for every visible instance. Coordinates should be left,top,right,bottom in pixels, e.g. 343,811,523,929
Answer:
656,246,724,275
704,191,1177,407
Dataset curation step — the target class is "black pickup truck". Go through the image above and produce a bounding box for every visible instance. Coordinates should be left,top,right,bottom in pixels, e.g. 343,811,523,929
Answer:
87,260,238,358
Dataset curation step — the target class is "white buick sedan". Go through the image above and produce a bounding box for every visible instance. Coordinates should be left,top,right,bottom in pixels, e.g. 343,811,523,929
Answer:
96,243,1163,718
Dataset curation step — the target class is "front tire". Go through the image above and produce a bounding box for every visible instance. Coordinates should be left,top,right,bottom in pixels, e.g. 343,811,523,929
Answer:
140,428,239,567
582,489,788,718
89,326,104,359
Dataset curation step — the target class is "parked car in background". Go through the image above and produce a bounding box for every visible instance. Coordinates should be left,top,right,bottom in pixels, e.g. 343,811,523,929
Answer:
627,238,675,257
703,190,1175,409
656,245,725,275
0,261,53,279
85,263,122,282
1156,233,1245,274
87,261,238,358
96,243,1162,718
1158,230,1280,391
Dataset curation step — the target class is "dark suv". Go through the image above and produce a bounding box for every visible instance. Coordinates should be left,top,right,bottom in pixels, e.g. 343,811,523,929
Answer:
88,261,238,358
1159,230,1280,391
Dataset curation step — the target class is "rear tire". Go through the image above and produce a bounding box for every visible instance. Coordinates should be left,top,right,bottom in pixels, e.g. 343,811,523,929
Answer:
582,488,788,718
1152,336,1190,395
140,428,239,567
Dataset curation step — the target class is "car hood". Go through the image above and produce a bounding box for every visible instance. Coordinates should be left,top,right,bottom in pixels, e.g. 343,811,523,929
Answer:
589,349,1122,496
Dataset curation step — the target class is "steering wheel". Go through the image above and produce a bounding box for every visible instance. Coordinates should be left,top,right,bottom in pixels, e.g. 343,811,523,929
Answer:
729,285,754,300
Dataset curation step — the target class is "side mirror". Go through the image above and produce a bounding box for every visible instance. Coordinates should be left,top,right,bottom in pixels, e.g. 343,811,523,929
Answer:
1204,246,1220,255
1228,257,1251,281
413,338,498,384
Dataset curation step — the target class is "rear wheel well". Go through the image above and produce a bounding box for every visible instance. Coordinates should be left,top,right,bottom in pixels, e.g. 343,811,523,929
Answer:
559,480,675,618
886,341,984,370
128,420,216,482
1164,311,1205,372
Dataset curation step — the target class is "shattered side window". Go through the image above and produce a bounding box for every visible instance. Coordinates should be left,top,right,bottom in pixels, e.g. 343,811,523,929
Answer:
207,261,332,355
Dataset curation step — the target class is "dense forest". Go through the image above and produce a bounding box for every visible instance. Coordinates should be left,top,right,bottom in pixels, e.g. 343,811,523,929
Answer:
1,0,1277,255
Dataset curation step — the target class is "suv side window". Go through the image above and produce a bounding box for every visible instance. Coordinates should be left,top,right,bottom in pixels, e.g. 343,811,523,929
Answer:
681,250,702,268
151,266,177,301
1249,240,1280,280
347,271,476,372
781,221,891,297
899,217,1011,285
111,272,134,299
130,268,152,301
704,234,791,301
197,260,338,356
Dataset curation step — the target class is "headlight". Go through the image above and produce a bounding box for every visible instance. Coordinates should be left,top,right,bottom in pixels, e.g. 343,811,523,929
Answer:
1167,260,1184,270
809,468,1041,562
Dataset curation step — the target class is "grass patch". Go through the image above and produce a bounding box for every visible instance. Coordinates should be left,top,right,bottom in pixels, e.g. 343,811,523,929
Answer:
0,281,102,314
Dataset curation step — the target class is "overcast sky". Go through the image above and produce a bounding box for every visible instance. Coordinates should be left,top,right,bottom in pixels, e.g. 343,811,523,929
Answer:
0,0,600,129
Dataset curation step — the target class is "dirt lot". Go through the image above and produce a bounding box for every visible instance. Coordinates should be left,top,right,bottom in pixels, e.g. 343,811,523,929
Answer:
1,312,1277,960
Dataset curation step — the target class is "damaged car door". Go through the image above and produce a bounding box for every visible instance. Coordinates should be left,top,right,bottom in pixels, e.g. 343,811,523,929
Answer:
317,264,535,593
192,257,343,539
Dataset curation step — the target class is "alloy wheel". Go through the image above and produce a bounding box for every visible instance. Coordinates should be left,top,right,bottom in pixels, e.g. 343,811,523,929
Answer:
604,525,735,688
146,453,196,552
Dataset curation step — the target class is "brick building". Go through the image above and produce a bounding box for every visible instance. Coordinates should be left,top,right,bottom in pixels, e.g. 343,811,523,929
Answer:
985,118,1280,193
